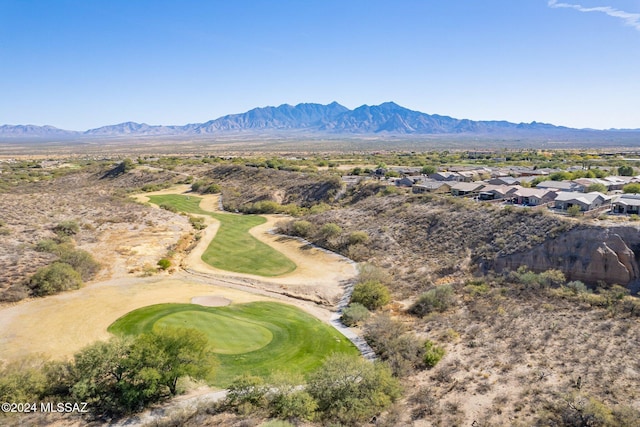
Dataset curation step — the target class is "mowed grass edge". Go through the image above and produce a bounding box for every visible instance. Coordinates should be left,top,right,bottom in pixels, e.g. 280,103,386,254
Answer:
108,301,358,387
147,194,296,276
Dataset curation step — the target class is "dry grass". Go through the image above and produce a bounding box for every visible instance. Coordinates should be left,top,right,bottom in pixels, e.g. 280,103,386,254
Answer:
390,284,640,426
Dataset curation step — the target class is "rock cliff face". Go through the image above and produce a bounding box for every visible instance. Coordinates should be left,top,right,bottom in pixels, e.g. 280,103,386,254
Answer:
493,226,640,286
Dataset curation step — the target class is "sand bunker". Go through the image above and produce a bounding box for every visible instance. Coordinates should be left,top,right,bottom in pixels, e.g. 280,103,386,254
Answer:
191,295,232,307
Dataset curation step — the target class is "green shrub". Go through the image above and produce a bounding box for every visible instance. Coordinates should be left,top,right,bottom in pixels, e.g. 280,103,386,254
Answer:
0,357,48,402
191,180,205,192
363,314,425,377
157,259,171,270
29,262,83,296
409,285,456,317
340,303,370,327
586,183,607,193
268,389,317,421
309,203,331,214
141,184,162,192
358,263,392,285
69,328,214,416
226,374,268,409
189,216,207,230
623,183,640,194
566,280,589,294
58,249,100,281
351,280,391,310
307,354,400,425
348,230,369,245
292,220,314,237
249,200,282,214
319,222,342,239
539,269,566,287
260,421,295,427
567,205,582,216
35,238,59,252
159,203,178,213
382,185,400,195
203,183,221,194
423,340,445,368
618,165,634,176
121,158,135,172
54,220,79,236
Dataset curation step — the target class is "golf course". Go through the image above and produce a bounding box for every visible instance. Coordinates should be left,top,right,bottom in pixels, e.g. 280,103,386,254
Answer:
147,194,297,277
109,301,358,387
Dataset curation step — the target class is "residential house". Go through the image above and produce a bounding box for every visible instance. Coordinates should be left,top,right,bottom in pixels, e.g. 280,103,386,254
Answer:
395,177,415,187
457,170,481,182
517,168,550,177
412,181,451,194
554,192,610,211
487,176,520,186
573,178,611,192
612,194,640,214
450,182,486,197
536,180,586,192
429,171,462,182
511,187,557,206
390,166,423,176
603,176,632,191
478,185,519,200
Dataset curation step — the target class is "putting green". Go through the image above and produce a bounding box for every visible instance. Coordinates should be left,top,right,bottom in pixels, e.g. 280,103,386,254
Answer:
147,194,296,277
154,311,273,354
109,302,358,387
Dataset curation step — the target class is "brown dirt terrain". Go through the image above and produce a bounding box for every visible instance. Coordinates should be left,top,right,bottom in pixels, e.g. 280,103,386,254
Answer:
0,167,191,295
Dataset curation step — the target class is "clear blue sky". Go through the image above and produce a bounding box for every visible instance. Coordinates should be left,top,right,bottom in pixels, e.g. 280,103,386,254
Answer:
1,0,639,130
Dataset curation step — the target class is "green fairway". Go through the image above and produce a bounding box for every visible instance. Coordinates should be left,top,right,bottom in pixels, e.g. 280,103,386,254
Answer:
109,301,358,387
147,194,296,276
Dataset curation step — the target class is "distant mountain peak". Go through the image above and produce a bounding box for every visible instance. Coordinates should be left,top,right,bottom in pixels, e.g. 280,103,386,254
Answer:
1,102,631,140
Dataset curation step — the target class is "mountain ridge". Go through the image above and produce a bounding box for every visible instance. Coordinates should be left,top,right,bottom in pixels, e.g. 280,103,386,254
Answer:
1,102,638,138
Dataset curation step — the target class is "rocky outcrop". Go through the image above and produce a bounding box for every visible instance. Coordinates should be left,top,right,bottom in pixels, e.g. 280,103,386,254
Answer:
492,226,640,286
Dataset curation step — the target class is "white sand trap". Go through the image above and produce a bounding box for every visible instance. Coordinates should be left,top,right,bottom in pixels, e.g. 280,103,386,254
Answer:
191,295,232,307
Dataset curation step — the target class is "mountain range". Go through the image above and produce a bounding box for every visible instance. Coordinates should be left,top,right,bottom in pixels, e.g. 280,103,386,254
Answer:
1,102,637,139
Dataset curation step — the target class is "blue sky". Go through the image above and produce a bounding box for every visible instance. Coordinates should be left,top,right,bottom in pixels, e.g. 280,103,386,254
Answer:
1,0,638,130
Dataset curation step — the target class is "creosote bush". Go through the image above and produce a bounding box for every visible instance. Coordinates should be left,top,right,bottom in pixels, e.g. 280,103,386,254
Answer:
567,205,582,217
409,285,456,317
348,230,369,245
423,340,445,368
53,220,80,236
188,215,207,230
319,222,342,239
159,203,178,213
57,247,101,281
363,314,429,377
157,258,171,270
28,262,83,296
351,280,391,310
340,303,370,327
291,220,314,237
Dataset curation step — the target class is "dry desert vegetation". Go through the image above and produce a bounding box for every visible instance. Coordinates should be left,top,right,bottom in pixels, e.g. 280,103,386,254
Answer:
1,155,640,427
